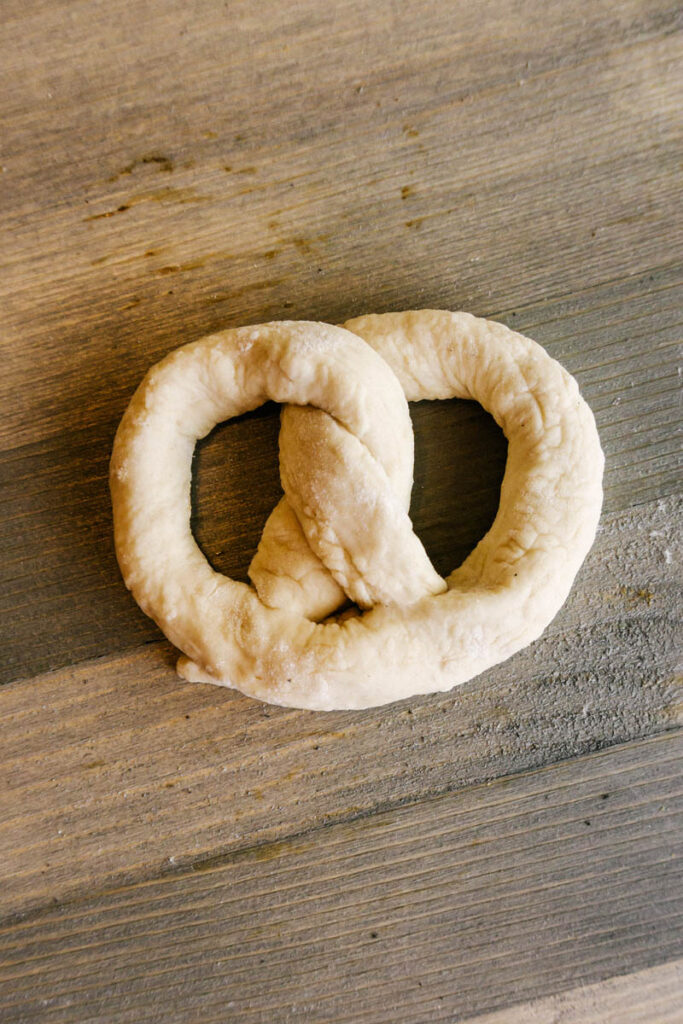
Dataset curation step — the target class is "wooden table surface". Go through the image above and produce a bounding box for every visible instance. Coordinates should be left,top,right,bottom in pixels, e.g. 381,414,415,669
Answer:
1,1,681,1020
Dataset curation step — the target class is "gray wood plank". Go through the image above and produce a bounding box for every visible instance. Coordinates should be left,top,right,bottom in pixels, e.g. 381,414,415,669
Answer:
0,495,679,922
1,2,679,447
0,733,681,1024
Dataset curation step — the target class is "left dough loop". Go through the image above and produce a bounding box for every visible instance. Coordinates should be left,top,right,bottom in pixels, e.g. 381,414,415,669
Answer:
110,311,604,710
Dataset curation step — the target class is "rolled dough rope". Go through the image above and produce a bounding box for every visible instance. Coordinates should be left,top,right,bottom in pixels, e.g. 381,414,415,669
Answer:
110,311,604,711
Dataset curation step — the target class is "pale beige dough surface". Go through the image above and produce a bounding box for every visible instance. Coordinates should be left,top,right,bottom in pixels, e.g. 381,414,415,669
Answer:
110,311,604,710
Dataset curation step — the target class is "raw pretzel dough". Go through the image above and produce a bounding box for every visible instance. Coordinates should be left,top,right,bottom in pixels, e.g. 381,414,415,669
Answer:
110,311,604,710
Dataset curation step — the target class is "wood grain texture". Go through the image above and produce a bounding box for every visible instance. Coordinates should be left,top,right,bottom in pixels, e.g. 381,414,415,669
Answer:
1,495,679,922
464,960,683,1024
1,0,680,422
1,733,681,1024
1,0,682,1016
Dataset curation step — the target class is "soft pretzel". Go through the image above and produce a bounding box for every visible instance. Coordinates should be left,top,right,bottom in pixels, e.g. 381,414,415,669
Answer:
110,311,604,710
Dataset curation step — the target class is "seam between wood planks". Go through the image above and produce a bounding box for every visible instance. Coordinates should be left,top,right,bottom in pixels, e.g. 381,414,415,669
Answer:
2,730,680,932
3,815,681,971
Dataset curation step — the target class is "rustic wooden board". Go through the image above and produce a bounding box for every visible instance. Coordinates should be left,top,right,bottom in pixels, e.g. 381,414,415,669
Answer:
1,0,680,423
1,494,679,922
1,0,682,1017
1,733,681,1024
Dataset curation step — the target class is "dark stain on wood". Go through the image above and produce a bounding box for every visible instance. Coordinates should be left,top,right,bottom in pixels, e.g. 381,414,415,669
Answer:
109,154,175,181
83,187,208,222
84,203,131,221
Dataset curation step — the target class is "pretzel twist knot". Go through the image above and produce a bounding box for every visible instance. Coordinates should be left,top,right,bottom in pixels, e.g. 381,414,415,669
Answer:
110,311,604,710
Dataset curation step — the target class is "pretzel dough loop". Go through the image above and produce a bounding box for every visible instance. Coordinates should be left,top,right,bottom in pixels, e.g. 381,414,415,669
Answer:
110,311,604,710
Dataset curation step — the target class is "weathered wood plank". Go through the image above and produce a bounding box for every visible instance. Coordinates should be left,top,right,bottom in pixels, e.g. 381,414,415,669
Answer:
1,263,681,685
0,496,679,921
463,959,683,1024
2,3,680,451
0,733,680,1024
